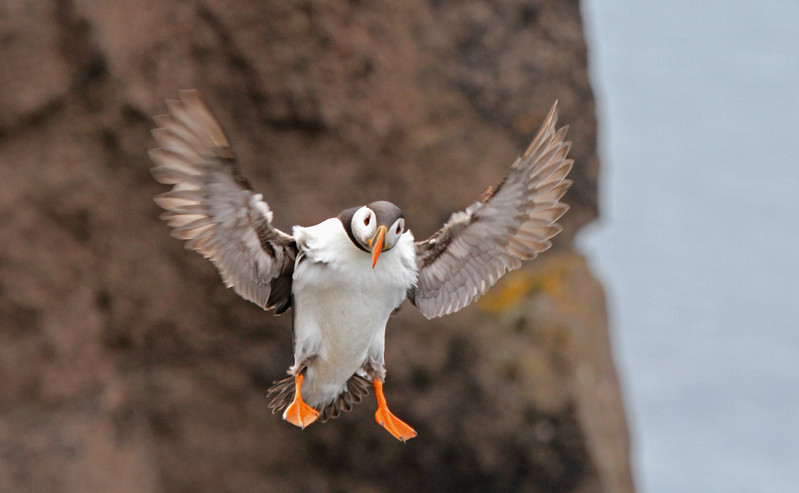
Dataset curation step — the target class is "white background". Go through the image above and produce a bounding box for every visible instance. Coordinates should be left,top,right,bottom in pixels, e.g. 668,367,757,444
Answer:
580,1,799,492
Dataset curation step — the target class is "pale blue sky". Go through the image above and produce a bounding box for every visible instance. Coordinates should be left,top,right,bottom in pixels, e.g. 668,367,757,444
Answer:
580,1,799,492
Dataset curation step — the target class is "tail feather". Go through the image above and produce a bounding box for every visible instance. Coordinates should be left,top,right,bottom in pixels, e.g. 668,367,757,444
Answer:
267,373,371,423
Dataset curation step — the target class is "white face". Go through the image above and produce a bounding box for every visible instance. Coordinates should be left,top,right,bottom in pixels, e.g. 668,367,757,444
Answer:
351,206,405,251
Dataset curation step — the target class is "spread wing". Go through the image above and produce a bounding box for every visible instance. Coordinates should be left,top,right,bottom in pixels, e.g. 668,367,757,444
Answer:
409,102,572,319
149,90,296,313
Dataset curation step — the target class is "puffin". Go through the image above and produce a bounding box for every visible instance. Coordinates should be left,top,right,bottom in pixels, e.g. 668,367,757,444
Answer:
149,90,573,442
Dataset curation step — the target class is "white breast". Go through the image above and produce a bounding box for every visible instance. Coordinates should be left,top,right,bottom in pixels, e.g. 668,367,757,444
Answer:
291,218,417,407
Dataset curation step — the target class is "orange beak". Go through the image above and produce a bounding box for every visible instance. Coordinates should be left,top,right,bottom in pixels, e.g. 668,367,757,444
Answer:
370,226,387,268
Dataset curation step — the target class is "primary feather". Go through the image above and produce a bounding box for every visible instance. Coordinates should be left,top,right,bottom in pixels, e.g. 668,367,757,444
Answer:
409,102,572,319
150,90,296,313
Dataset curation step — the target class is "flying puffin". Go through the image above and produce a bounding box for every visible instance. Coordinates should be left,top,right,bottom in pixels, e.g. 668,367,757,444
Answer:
149,90,572,442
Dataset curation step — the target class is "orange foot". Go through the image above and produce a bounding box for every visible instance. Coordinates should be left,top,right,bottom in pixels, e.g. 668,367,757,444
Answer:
373,379,417,442
282,374,319,429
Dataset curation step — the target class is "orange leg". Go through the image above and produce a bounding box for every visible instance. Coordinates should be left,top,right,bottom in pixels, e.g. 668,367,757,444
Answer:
282,374,319,429
373,379,417,442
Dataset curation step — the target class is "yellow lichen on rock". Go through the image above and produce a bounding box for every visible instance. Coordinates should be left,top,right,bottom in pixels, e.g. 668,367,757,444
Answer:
479,252,574,314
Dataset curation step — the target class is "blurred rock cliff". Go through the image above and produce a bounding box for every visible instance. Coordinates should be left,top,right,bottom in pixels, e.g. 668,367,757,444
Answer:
0,1,633,492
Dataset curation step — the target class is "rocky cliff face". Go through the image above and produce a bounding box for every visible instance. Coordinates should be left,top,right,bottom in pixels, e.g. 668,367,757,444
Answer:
0,1,633,492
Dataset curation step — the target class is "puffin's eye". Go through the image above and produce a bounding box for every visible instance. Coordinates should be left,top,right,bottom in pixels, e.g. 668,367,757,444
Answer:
395,224,402,234
363,215,370,226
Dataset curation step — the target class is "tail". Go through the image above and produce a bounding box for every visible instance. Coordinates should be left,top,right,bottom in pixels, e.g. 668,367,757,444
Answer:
266,373,371,423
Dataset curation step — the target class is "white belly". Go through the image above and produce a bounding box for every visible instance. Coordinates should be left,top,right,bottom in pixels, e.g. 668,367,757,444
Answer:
293,278,398,407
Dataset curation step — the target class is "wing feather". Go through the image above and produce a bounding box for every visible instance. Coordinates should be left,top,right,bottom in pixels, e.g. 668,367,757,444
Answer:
410,102,572,319
150,90,296,313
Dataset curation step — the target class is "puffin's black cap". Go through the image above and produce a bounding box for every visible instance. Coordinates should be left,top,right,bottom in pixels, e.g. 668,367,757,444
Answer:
367,201,403,228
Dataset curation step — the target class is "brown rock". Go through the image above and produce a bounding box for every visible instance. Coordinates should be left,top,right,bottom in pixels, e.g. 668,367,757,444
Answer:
0,1,633,492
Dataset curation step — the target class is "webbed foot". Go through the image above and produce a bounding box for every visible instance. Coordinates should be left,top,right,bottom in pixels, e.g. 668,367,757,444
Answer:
282,374,319,429
373,379,417,442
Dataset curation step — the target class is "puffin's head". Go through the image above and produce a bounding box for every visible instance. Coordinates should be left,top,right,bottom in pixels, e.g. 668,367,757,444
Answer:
339,201,405,268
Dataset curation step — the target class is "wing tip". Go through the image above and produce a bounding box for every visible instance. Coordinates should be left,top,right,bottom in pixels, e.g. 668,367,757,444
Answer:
522,100,563,160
